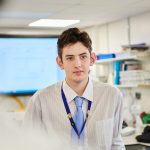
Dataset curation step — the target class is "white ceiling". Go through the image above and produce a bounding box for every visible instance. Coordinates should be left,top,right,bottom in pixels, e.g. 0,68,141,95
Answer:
0,0,150,29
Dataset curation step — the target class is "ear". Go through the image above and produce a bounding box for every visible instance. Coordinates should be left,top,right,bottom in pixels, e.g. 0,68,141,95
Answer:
90,52,96,66
56,56,64,69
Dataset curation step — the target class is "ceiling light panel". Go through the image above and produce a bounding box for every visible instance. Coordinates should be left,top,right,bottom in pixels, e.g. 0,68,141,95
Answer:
29,19,80,27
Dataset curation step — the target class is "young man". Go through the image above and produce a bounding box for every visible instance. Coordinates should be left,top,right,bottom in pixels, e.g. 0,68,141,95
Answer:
24,28,125,150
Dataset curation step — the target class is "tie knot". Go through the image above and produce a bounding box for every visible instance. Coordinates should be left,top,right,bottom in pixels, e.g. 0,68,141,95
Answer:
74,96,83,107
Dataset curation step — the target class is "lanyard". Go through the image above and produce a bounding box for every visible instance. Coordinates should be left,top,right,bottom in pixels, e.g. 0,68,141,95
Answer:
61,86,92,138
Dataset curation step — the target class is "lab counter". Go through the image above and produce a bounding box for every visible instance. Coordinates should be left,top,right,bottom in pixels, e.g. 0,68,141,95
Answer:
123,133,150,150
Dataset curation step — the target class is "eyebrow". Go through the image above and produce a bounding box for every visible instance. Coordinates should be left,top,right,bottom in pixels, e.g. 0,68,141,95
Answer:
79,52,88,56
65,52,88,58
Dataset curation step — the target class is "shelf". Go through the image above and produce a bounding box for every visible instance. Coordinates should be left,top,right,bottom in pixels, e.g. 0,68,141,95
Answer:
96,55,150,64
96,54,150,89
115,84,150,88
96,55,137,64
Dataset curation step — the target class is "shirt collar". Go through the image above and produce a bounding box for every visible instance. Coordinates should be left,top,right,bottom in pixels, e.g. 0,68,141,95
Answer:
62,78,93,103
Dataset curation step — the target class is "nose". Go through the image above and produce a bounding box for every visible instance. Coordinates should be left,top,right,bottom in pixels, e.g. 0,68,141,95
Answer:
75,57,81,68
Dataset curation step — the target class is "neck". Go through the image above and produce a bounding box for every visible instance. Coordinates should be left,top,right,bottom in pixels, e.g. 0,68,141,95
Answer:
66,78,89,96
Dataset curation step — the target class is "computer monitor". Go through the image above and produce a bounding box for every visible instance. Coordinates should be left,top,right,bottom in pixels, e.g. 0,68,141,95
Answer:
0,36,65,95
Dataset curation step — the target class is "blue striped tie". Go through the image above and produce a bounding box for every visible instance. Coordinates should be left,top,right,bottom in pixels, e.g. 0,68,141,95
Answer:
71,96,84,145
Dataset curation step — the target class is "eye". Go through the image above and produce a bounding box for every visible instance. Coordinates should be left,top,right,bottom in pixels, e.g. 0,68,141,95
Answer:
66,57,73,61
80,55,87,60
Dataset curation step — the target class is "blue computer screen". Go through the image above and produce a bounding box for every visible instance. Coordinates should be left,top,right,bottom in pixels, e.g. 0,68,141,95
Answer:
0,37,64,94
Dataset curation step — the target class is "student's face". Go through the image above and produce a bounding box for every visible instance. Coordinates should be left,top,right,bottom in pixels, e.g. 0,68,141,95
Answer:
57,42,96,84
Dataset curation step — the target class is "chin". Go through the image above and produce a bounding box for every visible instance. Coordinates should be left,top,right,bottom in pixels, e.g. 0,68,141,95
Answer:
73,76,86,83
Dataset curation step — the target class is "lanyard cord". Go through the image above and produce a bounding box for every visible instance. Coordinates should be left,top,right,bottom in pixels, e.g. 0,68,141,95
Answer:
61,86,92,137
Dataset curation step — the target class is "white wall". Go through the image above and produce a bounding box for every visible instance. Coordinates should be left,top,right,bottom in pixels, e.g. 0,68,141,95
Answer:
96,24,108,54
83,11,150,54
108,19,129,53
130,12,150,45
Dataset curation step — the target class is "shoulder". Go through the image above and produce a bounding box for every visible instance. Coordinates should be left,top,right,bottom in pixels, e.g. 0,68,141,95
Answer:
92,80,121,95
92,80,123,104
37,81,62,95
31,81,62,103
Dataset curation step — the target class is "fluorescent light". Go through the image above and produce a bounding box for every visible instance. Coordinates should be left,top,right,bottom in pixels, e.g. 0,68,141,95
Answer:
29,19,80,27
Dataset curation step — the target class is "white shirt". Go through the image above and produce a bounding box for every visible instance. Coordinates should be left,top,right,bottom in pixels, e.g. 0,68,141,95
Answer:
63,79,93,119
24,79,125,150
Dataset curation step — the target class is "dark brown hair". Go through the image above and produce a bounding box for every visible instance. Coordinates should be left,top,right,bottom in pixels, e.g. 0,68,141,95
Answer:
57,27,92,59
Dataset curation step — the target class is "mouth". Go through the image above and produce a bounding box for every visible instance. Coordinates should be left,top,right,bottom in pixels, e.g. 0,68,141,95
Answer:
73,70,84,75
